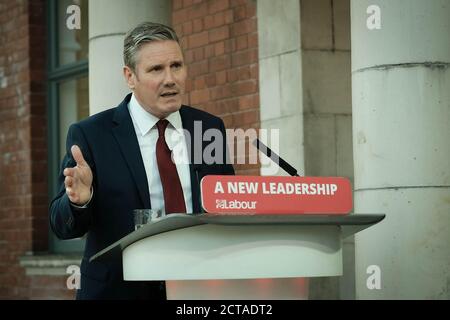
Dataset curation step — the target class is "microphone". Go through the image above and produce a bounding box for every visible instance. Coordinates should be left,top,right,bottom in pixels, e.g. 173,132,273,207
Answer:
252,138,301,177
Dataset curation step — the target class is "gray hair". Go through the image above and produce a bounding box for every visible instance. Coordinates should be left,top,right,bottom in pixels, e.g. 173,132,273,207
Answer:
123,22,180,72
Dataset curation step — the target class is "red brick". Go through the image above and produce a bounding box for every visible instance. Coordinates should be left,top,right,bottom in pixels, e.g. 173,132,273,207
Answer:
205,74,217,87
231,80,257,95
231,48,258,67
173,8,189,24
224,38,236,53
176,1,261,206
246,2,256,18
174,24,183,38
201,102,217,115
182,93,190,105
193,47,204,61
217,98,239,113
227,68,239,82
188,31,209,49
208,0,230,14
238,94,258,110
221,114,233,127
236,34,248,50
210,55,231,72
214,41,225,56
231,18,256,37
204,15,214,30
233,5,246,21
194,76,206,89
188,60,209,77
184,49,194,64
216,70,227,85
0,0,53,299
30,287,75,300
183,0,194,7
230,0,247,7
210,84,232,100
173,0,183,10
238,65,252,80
192,18,203,33
214,10,234,27
235,168,260,176
188,3,208,20
204,44,216,58
180,37,189,51
224,9,234,24
209,25,229,43
248,32,258,48
30,276,67,289
182,21,193,35
190,88,210,105
250,63,259,79
233,110,259,126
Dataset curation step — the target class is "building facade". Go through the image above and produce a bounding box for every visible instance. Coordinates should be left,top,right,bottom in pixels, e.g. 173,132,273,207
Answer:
0,0,448,300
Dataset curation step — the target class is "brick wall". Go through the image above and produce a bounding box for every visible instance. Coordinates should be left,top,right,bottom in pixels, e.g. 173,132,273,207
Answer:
0,0,261,300
0,0,73,300
172,0,260,175
28,275,75,300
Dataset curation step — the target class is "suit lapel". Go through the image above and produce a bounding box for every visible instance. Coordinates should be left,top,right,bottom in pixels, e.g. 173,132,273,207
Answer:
180,106,202,213
112,94,151,209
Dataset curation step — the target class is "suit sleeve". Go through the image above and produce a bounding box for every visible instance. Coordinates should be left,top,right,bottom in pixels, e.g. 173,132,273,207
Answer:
219,119,235,176
49,123,95,240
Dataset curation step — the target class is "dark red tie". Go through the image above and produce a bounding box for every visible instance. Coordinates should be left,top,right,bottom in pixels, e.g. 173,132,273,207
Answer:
156,119,186,214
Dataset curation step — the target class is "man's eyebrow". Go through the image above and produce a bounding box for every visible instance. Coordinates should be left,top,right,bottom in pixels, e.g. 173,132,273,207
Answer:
147,63,163,70
146,60,183,69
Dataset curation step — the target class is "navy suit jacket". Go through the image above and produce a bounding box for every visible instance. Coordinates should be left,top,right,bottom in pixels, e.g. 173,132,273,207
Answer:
49,93,234,299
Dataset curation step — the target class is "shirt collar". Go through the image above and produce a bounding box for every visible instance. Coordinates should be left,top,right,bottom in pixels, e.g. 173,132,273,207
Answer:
128,93,184,136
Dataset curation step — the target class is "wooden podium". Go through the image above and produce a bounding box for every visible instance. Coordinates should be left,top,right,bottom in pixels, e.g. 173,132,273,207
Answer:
90,213,384,299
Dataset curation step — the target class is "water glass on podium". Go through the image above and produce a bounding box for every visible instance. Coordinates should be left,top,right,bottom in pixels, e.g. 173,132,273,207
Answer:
133,209,163,230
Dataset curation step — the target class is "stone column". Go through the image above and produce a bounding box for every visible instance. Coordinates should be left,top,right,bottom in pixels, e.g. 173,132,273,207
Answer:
351,0,450,299
301,0,353,300
257,0,304,176
88,0,171,114
256,0,308,299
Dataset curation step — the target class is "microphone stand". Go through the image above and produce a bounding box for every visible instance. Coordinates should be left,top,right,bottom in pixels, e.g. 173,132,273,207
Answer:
252,138,301,177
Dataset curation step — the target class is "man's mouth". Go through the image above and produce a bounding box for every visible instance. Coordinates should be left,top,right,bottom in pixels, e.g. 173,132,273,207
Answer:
160,91,178,98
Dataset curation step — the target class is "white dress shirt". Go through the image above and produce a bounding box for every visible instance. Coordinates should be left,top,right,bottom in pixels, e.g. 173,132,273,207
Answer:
128,94,193,214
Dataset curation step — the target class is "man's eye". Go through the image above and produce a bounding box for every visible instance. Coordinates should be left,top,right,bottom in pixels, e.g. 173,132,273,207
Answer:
172,63,182,69
149,66,162,72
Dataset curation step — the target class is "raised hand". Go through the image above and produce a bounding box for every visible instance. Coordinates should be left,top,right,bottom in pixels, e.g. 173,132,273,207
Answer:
63,145,93,206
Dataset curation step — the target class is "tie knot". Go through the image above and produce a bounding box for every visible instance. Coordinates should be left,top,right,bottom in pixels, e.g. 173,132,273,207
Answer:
156,119,169,137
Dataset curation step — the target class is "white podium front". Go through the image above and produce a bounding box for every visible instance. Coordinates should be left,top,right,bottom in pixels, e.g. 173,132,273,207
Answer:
90,214,384,299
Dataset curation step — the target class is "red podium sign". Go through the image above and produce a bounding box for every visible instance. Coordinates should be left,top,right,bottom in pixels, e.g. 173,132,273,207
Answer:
200,175,352,215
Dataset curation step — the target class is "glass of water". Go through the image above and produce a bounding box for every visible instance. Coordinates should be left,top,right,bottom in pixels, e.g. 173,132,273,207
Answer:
133,209,164,230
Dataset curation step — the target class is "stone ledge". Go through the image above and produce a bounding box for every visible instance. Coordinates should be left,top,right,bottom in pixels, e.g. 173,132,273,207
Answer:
19,254,82,276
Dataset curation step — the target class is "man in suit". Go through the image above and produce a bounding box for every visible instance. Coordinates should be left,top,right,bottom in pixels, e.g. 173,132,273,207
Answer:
49,22,234,300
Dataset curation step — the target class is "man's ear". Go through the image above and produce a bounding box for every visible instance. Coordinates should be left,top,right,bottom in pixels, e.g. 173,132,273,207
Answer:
123,66,136,89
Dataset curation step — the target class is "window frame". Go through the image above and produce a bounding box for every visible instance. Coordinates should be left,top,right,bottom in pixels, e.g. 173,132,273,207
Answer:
47,0,89,253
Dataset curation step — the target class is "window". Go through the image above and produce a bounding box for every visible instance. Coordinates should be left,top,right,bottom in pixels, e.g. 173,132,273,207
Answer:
47,0,89,253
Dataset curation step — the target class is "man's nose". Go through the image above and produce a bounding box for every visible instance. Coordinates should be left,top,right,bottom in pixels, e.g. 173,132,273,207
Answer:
163,69,176,86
